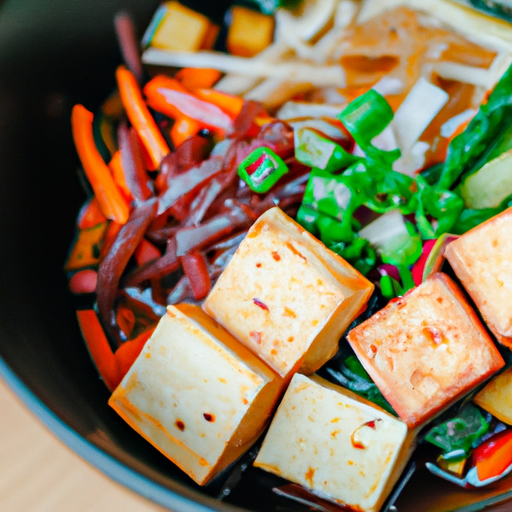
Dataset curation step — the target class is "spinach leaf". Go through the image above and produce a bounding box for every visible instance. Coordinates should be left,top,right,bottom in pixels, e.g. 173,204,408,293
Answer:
438,63,512,190
424,403,491,459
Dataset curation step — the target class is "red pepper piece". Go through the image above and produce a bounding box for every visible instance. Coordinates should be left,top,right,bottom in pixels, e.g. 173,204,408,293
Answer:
252,298,269,311
115,328,155,378
97,198,158,335
123,237,179,287
180,250,211,300
69,269,98,295
77,198,107,229
411,239,437,286
134,238,162,266
76,309,122,392
472,429,512,482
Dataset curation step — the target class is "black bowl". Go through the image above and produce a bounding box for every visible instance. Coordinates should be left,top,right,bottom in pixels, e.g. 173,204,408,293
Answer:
2,1,512,511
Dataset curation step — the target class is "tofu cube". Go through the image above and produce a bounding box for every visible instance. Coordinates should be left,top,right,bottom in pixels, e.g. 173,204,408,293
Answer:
254,374,415,512
474,367,512,425
347,273,504,428
226,6,275,58
445,206,512,348
109,304,283,485
150,1,218,52
203,207,374,378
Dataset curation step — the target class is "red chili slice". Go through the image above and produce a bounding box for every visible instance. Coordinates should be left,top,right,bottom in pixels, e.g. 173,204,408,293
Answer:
180,250,211,300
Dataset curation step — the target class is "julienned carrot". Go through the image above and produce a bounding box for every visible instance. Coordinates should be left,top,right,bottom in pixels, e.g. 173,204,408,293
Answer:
171,116,202,147
195,88,273,127
144,75,233,133
194,88,244,118
175,67,222,90
71,104,130,224
116,65,170,170
76,309,121,391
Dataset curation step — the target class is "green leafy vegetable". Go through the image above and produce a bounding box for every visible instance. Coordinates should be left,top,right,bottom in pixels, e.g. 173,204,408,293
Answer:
424,403,491,460
295,128,358,172
327,355,396,415
438,63,512,190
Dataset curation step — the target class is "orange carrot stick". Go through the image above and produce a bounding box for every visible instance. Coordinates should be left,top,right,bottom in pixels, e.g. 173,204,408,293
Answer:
170,116,202,147
116,65,170,170
109,149,133,201
115,328,155,378
144,75,233,133
71,104,130,224
194,88,244,118
76,309,122,391
175,67,222,90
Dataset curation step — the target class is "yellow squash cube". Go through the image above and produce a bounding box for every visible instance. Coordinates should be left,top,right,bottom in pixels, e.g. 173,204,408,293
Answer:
474,367,512,425
226,6,275,57
150,1,218,52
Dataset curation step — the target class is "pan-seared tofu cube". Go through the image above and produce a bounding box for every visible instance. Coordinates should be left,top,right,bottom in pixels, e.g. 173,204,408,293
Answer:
474,367,512,425
203,207,374,378
445,207,512,348
347,273,504,428
254,374,415,512
109,304,283,485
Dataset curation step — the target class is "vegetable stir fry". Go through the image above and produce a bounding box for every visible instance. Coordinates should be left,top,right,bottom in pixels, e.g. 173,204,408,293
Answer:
66,1,512,510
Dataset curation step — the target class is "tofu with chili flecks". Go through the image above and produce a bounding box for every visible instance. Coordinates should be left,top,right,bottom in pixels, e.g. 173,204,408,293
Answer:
445,206,512,348
347,273,504,428
254,373,415,512
109,304,283,485
203,206,374,378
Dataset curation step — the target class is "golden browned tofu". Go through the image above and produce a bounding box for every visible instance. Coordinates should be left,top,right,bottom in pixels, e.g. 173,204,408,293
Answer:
347,273,504,428
203,207,374,378
445,207,512,348
109,304,282,485
254,374,416,512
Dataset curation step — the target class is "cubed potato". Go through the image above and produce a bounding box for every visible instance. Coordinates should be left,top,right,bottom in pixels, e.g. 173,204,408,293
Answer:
150,1,218,52
109,304,283,485
226,6,275,58
474,367,512,425
445,206,512,348
254,374,415,512
347,273,504,428
203,207,374,378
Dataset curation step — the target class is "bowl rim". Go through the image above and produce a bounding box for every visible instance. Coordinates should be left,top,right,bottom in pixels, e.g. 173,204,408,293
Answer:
0,356,247,512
